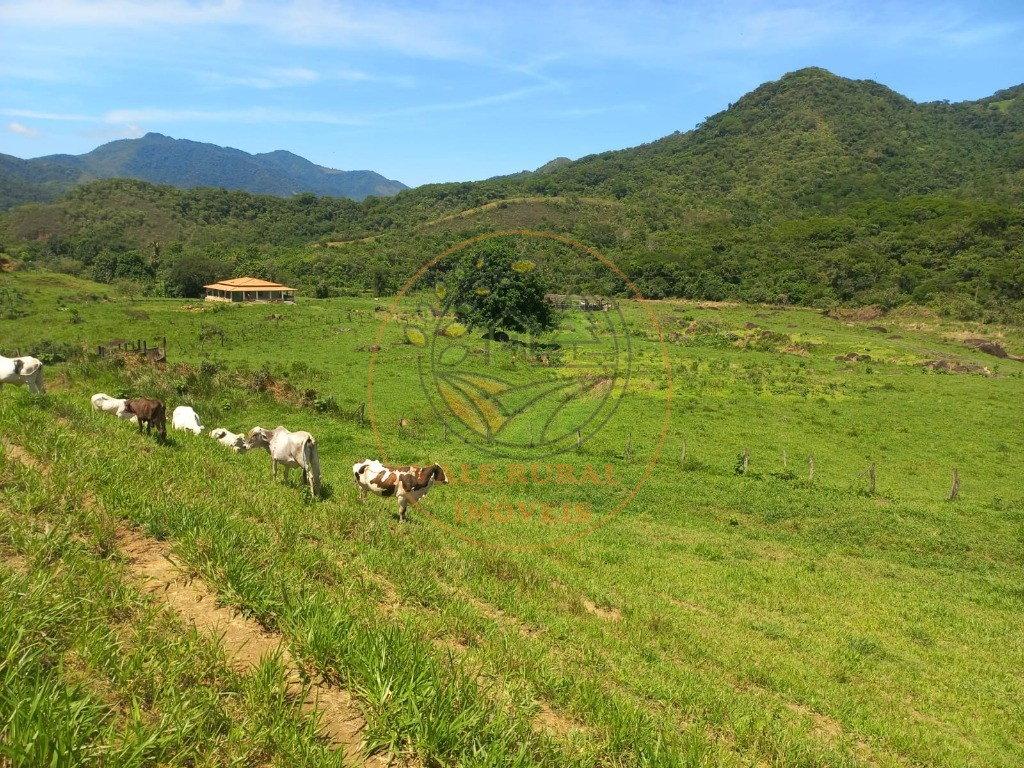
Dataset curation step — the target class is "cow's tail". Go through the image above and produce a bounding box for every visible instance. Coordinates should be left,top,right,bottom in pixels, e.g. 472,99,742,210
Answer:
305,437,321,497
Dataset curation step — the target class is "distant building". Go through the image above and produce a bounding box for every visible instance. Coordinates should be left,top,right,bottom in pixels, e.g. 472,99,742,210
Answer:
545,293,613,311
204,277,296,303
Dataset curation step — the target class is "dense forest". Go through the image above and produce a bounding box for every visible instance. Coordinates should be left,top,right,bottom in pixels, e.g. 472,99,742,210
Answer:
2,68,1022,320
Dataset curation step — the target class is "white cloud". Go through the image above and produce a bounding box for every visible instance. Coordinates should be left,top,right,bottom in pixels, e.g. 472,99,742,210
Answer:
80,123,146,141
372,83,558,119
199,67,321,90
552,103,642,119
0,108,94,121
197,66,413,90
103,106,367,126
0,0,481,59
0,0,245,28
8,121,40,137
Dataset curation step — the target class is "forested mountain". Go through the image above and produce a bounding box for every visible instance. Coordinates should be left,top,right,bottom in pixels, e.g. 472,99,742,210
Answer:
0,133,407,207
2,68,1022,320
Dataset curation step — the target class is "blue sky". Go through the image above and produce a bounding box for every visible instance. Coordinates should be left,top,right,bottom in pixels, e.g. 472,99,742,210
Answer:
1,1,1022,188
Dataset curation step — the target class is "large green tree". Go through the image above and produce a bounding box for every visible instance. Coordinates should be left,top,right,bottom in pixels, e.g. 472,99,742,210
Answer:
444,240,556,337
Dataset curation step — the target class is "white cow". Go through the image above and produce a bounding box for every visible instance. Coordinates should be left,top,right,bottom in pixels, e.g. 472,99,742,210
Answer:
0,355,45,394
209,427,248,453
245,426,321,497
91,392,138,422
172,405,204,435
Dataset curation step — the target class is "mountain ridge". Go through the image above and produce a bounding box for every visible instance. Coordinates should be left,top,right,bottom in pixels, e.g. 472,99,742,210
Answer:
0,133,407,208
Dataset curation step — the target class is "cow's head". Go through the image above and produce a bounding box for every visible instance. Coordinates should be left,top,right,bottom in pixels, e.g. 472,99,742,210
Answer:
431,464,449,484
244,426,272,452
209,428,227,440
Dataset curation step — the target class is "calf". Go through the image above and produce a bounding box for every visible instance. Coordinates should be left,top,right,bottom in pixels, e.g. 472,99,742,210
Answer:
91,393,137,422
209,428,248,453
245,426,320,497
172,405,204,435
122,398,167,442
353,460,448,522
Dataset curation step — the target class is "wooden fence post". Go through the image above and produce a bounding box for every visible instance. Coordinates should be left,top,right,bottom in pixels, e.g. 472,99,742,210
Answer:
808,454,815,485
782,449,787,469
680,437,687,467
626,432,633,460
949,467,960,501
869,462,875,494
742,446,749,475
576,428,582,450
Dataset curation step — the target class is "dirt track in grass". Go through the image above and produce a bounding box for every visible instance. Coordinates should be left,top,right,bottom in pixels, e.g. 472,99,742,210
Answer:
2,439,388,767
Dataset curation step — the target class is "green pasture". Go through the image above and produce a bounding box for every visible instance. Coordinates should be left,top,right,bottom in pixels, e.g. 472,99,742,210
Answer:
1,270,1023,766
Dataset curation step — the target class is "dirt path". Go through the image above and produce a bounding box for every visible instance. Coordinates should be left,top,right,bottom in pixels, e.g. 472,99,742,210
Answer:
2,440,387,767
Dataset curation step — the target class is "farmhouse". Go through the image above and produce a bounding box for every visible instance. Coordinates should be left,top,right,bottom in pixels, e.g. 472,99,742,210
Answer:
545,293,613,311
204,277,296,303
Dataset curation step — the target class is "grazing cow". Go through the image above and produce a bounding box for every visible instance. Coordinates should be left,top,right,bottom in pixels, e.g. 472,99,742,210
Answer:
352,460,448,522
172,405,204,435
122,398,167,442
0,355,45,394
91,393,138,422
209,428,248,453
245,426,320,497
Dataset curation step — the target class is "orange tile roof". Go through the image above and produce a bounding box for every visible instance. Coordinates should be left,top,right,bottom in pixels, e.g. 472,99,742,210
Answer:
203,277,296,292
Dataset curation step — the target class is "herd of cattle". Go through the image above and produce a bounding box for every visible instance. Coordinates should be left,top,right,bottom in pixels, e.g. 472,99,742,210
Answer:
2,354,447,518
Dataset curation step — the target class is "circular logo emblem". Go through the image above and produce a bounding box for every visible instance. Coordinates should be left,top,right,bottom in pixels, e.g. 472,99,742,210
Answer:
368,230,671,550
419,237,630,461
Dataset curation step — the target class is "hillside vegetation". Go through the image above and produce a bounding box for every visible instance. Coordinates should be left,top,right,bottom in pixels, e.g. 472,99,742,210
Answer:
2,68,1023,318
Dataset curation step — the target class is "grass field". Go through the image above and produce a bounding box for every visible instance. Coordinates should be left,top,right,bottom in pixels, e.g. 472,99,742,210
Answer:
1,270,1023,767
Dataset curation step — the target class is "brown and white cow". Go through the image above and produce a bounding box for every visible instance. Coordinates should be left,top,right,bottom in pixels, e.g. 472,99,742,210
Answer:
353,460,448,522
122,398,167,442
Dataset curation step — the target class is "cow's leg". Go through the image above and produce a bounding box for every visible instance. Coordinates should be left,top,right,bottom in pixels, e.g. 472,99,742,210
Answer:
398,497,408,522
272,460,279,482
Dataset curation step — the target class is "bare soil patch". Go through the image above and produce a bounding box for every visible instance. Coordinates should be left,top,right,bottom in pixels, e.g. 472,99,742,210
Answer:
2,440,384,765
582,597,622,621
117,526,385,765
